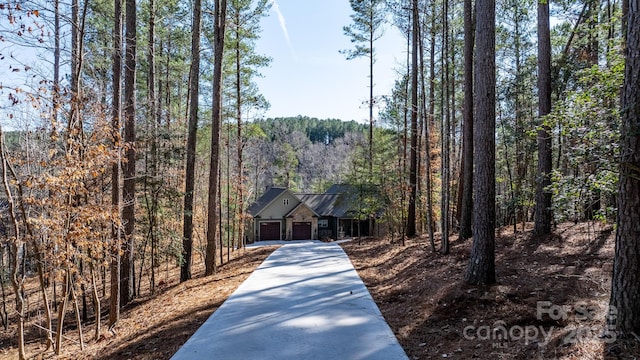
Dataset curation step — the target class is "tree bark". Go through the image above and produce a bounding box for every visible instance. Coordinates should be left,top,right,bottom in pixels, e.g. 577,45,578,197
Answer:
109,0,123,325
121,0,136,305
146,0,158,293
0,129,26,359
441,0,451,254
206,0,227,276
419,37,436,251
465,0,496,285
459,0,474,240
181,0,202,282
406,0,419,239
608,0,640,336
533,0,553,236
235,12,245,250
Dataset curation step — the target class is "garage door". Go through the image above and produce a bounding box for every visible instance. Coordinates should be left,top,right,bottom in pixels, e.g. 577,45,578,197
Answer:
292,222,312,240
260,222,281,240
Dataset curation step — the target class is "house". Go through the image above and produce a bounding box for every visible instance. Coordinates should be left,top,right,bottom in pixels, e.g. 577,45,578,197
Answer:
246,185,376,242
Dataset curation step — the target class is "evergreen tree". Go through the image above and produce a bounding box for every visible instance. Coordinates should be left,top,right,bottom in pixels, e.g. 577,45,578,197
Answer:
608,0,640,337
533,0,553,236
342,0,385,175
466,0,497,285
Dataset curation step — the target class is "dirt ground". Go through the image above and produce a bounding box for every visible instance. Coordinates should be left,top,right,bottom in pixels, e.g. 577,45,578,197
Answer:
342,222,639,359
0,245,279,359
2,222,639,359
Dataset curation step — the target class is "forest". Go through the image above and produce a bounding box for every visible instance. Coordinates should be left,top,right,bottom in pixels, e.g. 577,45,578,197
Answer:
0,0,639,358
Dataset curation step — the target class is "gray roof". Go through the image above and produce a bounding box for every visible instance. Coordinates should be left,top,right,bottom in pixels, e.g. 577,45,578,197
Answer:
247,184,373,219
246,187,288,216
325,184,355,194
285,201,320,218
296,192,357,218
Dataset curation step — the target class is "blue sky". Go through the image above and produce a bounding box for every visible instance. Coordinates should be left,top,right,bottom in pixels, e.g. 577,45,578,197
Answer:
255,0,407,123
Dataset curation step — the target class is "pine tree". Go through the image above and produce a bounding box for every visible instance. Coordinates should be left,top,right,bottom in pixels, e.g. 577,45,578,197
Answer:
342,0,385,175
182,0,203,283
206,0,228,276
533,0,553,236
466,0,496,285
608,0,640,337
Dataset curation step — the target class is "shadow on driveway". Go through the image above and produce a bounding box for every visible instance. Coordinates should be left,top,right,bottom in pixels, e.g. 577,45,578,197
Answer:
171,242,407,360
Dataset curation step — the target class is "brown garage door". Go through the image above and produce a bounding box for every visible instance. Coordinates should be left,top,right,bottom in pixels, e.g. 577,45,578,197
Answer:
292,222,312,240
260,222,280,240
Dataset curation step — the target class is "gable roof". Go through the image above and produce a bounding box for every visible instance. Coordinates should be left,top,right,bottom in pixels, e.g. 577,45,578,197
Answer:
247,184,377,219
285,201,319,218
296,193,349,218
246,187,288,216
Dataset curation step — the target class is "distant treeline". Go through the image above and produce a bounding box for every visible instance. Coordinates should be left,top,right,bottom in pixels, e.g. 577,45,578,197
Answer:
252,116,368,144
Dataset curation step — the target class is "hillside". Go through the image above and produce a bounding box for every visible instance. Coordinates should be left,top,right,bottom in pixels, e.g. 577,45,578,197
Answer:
2,222,637,359
343,222,636,359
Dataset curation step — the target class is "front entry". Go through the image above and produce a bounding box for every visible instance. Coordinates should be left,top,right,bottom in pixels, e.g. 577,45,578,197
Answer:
292,222,312,240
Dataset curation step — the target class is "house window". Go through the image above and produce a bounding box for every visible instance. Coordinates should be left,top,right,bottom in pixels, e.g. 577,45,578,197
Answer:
318,219,329,228
283,198,289,206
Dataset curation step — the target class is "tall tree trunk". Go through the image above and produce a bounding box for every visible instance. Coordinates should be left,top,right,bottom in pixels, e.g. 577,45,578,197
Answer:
181,0,202,282
533,0,553,236
53,0,61,132
121,0,137,305
459,0,474,240
441,0,451,254
513,2,526,230
109,0,123,326
608,0,640,336
236,17,245,250
465,0,496,285
406,0,419,239
418,18,435,251
424,4,437,250
146,0,158,294
206,0,228,276
368,7,375,176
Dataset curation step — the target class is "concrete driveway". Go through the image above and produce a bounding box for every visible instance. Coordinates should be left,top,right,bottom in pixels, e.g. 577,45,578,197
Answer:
171,242,408,360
